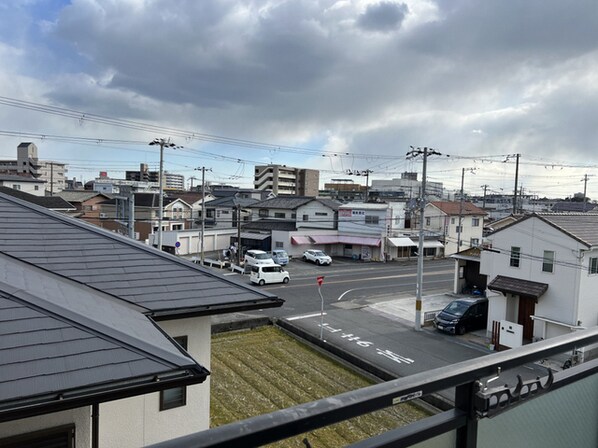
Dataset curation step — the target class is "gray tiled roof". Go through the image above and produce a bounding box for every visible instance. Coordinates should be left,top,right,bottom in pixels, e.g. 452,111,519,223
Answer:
0,255,207,415
0,192,283,315
56,190,111,203
250,196,340,210
0,186,74,210
536,213,598,247
488,275,548,299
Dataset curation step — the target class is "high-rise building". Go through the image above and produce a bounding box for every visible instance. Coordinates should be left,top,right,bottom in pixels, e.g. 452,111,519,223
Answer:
254,164,319,196
0,143,67,194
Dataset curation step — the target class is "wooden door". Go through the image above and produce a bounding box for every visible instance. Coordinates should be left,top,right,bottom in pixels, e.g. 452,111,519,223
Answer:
518,297,535,341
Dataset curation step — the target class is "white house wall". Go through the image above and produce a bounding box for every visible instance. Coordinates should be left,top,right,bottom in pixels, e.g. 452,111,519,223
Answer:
99,316,211,448
0,407,91,448
338,207,388,236
481,217,590,340
577,248,598,328
296,203,336,230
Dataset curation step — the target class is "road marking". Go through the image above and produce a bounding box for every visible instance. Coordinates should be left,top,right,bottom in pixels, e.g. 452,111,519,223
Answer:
287,312,327,321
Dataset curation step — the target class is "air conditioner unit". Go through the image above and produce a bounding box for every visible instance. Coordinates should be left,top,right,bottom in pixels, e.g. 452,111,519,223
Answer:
99,213,107,218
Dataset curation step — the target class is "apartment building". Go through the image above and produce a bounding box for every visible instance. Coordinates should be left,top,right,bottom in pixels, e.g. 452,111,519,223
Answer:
254,164,319,196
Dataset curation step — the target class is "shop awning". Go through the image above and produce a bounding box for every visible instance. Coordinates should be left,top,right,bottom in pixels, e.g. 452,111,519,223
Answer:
422,240,444,248
291,236,312,245
310,235,340,244
488,275,548,299
338,236,381,246
388,237,417,247
240,232,270,240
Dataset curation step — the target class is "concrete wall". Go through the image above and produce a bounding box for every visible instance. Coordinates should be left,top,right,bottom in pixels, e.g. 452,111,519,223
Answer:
296,202,336,230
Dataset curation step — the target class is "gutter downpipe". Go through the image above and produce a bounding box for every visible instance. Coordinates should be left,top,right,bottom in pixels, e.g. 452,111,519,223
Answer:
92,403,99,448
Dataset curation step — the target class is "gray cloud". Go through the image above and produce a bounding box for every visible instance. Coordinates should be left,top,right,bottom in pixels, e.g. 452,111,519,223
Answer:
357,2,409,32
4,0,596,191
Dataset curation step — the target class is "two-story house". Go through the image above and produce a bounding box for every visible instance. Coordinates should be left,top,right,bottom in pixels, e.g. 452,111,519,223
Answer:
0,191,283,447
480,213,598,361
56,190,112,226
424,201,486,256
100,192,192,243
245,197,341,257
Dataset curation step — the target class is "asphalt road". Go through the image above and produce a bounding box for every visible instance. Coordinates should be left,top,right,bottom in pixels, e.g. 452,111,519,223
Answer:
254,257,455,318
219,257,547,404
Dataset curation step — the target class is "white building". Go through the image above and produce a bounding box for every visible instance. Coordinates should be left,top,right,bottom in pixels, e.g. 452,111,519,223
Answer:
424,201,486,256
480,213,598,361
0,174,45,195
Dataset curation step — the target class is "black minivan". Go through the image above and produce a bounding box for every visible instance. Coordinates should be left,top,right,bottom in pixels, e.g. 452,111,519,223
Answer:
433,297,488,335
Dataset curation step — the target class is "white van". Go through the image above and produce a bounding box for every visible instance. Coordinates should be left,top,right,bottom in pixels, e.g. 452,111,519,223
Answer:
250,264,290,286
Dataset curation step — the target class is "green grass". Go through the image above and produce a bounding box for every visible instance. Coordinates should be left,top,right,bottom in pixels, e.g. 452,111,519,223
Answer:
210,326,432,447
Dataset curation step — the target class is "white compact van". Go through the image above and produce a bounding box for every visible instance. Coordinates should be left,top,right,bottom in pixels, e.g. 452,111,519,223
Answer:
250,264,290,286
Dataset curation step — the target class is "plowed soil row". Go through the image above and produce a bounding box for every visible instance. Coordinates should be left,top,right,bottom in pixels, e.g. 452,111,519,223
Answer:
211,326,432,447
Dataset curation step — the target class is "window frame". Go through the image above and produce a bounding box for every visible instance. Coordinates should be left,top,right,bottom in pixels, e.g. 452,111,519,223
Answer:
472,217,480,227
589,257,598,274
365,215,379,225
160,336,188,411
510,247,521,268
542,250,555,273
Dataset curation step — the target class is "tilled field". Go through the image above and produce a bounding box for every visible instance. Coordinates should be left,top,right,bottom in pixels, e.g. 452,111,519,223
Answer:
211,326,432,447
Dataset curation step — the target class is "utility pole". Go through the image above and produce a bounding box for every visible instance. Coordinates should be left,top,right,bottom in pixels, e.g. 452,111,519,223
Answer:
511,153,520,215
407,146,442,331
481,184,489,210
50,162,54,196
195,167,211,264
457,168,476,251
582,174,589,212
346,169,373,202
236,202,242,266
189,176,197,191
149,138,181,251
457,168,465,252
128,188,135,239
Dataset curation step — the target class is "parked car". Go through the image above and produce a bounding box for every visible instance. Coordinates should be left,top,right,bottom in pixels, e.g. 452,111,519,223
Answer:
433,297,488,335
271,249,289,266
244,249,275,267
250,264,290,286
302,249,332,266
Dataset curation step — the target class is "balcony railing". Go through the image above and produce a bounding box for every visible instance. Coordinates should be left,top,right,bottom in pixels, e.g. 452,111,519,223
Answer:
150,327,598,448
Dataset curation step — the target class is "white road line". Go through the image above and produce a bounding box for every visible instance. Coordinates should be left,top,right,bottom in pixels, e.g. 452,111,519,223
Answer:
287,312,327,321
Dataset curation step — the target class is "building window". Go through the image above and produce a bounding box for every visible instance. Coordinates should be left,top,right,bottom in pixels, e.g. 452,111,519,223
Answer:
472,217,480,227
451,217,455,224
470,238,480,247
12,184,21,190
275,241,284,248
455,226,463,233
542,250,555,273
274,212,285,219
425,217,431,226
589,257,598,274
259,209,269,218
303,214,309,221
34,185,39,191
160,336,188,411
315,212,327,216
0,424,75,448
291,213,296,219
365,215,379,225
510,247,521,267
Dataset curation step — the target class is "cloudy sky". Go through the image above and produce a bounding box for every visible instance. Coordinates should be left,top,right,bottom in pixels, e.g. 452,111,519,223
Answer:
1,0,598,198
